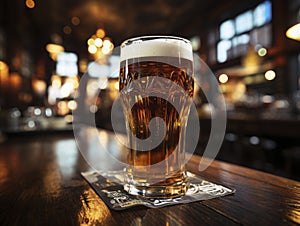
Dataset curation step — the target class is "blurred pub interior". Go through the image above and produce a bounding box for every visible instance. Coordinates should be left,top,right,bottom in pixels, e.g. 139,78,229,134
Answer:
0,0,300,180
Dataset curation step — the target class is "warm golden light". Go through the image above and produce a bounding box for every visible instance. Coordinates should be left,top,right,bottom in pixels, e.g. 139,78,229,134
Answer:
60,83,73,98
57,101,69,115
88,45,97,54
87,38,95,46
77,189,112,225
25,0,35,9
114,81,119,90
46,44,64,53
219,73,229,84
94,38,103,47
87,29,113,59
101,46,110,55
0,61,9,90
265,70,276,81
0,61,8,71
45,44,65,61
103,39,111,47
286,23,300,41
10,73,22,90
66,77,79,89
51,75,62,88
79,59,88,73
32,79,47,95
109,43,114,50
67,100,77,110
64,114,73,123
96,29,105,38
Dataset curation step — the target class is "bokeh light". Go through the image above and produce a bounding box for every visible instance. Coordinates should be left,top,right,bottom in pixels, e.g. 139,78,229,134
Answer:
219,73,229,84
265,70,276,81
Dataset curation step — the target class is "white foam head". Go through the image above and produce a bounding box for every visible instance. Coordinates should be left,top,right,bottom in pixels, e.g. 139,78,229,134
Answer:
120,36,193,62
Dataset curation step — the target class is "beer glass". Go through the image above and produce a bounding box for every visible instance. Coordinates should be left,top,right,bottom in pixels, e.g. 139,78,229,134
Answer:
119,36,194,198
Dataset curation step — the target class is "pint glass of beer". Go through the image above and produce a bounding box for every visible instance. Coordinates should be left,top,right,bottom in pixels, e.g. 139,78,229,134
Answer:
119,36,194,198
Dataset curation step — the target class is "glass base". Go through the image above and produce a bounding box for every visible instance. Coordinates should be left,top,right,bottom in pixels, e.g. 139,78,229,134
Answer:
124,179,190,199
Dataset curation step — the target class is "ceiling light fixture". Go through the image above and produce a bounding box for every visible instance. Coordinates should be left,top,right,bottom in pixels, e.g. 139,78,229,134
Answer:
87,29,114,60
286,23,300,41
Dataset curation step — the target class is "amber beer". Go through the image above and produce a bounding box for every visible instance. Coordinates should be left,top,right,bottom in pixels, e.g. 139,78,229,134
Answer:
119,36,194,198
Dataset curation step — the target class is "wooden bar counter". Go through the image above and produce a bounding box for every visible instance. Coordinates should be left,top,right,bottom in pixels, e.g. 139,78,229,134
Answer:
0,128,299,225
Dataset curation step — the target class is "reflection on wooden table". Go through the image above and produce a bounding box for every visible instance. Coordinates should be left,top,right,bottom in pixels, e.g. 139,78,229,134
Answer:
0,128,299,225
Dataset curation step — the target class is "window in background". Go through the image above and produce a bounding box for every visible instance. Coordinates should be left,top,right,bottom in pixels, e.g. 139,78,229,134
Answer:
215,0,272,64
236,11,253,34
253,1,272,27
231,34,250,57
217,40,232,63
56,52,78,76
220,20,235,40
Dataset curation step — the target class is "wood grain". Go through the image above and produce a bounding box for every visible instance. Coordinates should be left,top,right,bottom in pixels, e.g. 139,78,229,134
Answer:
0,130,299,225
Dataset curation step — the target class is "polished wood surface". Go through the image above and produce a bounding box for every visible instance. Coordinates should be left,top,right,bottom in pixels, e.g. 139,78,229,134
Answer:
0,129,299,225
